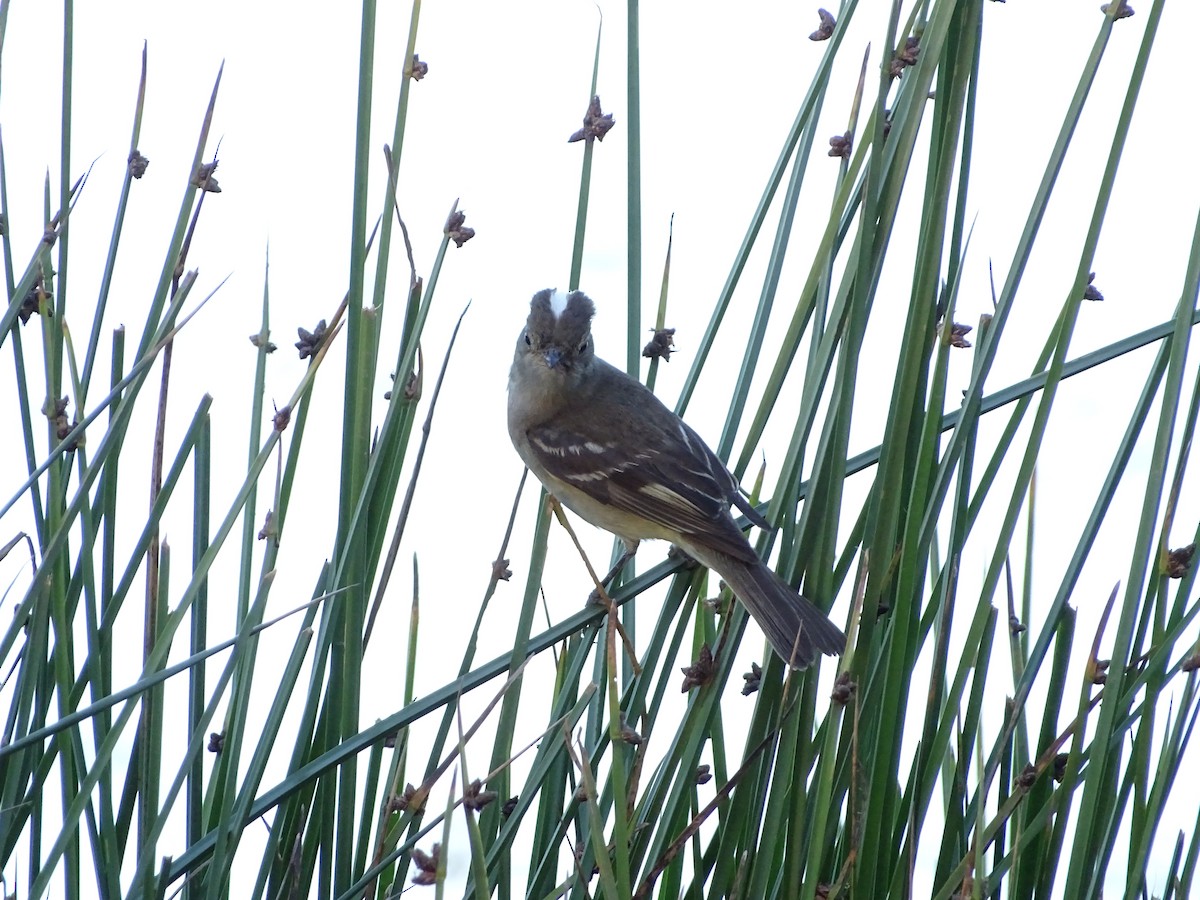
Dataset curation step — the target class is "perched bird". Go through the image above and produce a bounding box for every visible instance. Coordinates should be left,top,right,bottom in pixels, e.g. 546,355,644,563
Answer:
507,288,844,668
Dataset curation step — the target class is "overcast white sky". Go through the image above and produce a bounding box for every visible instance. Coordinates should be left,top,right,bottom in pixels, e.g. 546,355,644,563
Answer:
2,1,1199,895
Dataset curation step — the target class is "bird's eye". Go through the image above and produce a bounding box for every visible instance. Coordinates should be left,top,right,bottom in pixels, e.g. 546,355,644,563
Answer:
524,332,532,346
578,338,589,353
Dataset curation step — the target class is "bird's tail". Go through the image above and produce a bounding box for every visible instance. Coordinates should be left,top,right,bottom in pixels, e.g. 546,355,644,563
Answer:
701,551,845,669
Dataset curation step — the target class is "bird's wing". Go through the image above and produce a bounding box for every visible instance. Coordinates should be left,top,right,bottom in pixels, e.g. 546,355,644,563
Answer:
524,416,759,563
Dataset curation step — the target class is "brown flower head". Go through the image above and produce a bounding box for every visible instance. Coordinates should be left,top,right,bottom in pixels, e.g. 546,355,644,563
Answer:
946,321,973,349
1016,764,1038,790
128,150,150,179
492,557,512,582
395,782,427,815
296,320,328,359
192,160,221,193
250,331,277,353
680,644,715,692
1166,543,1195,579
830,671,856,705
568,95,616,144
741,662,762,696
809,8,836,41
1100,1,1134,18
445,209,475,247
464,779,498,812
411,843,440,886
828,131,853,158
642,327,676,362
890,35,921,78
19,280,50,324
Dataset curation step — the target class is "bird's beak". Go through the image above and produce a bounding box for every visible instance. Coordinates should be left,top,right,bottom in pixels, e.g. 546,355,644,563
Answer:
543,347,562,369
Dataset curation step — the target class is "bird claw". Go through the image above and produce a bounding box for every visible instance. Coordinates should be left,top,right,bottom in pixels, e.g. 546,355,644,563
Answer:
667,544,699,568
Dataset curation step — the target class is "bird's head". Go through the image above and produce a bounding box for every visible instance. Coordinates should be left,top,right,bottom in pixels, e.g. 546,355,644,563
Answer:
516,289,596,379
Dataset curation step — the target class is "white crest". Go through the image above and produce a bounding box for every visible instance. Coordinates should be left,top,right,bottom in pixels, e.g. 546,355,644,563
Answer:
548,289,570,319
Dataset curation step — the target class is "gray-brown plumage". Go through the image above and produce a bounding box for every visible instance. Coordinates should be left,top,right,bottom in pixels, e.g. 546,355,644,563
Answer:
507,288,844,668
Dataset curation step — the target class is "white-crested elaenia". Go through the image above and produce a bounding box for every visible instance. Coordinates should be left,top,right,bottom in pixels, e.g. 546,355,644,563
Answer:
507,288,844,669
